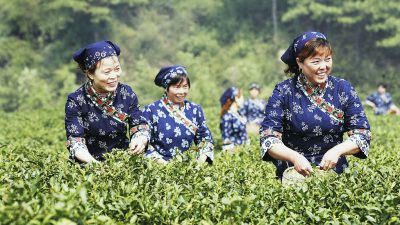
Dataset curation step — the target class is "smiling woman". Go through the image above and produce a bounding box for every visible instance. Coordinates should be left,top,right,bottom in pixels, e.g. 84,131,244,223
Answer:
65,40,150,164
260,31,372,180
87,56,121,93
296,38,333,85
142,65,214,164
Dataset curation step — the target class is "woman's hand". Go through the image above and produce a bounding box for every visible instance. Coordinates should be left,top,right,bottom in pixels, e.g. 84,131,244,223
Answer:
320,148,341,170
155,158,168,164
268,143,313,177
197,154,208,163
128,136,147,155
291,153,314,177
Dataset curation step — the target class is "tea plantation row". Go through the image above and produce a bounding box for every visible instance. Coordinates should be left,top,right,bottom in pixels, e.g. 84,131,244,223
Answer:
0,108,399,224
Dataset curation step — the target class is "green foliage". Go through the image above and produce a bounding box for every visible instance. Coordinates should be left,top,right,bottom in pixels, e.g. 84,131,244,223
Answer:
1,108,400,224
1,0,400,109
1,1,400,223
282,0,400,99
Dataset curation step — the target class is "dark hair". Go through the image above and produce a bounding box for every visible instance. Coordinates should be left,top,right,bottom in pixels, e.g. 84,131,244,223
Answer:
285,38,332,75
378,83,388,89
77,56,120,79
77,62,97,75
166,75,191,91
220,89,242,118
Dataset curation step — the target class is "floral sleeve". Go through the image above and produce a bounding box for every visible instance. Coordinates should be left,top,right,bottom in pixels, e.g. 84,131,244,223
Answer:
125,86,150,142
65,95,89,159
260,84,285,161
194,106,214,161
343,82,371,158
238,100,248,119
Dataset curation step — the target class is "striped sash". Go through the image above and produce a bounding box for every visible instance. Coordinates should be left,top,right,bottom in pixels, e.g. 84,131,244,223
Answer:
161,96,198,135
298,75,344,122
85,82,130,125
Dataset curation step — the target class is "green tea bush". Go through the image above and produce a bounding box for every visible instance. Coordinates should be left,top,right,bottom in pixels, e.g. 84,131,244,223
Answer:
0,108,399,224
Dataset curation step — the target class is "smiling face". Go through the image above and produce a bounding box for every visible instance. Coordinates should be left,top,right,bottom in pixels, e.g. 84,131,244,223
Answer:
297,53,332,85
166,77,190,104
295,38,333,85
249,88,260,99
88,56,122,93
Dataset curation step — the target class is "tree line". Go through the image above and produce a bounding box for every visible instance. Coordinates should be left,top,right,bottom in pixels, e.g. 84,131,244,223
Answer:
1,0,399,112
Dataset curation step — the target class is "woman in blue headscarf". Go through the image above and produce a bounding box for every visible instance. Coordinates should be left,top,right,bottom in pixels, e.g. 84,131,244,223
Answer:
142,65,214,164
65,40,150,164
220,87,249,151
239,83,267,134
260,31,371,178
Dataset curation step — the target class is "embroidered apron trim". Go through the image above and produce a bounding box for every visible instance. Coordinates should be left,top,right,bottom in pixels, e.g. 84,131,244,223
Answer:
298,75,344,122
85,82,129,125
161,96,198,135
347,129,372,140
260,128,283,139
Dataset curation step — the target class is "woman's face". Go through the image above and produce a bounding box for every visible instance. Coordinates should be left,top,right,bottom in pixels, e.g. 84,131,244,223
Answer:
249,89,260,99
378,85,386,94
88,56,122,93
235,94,244,108
297,53,332,85
166,78,189,104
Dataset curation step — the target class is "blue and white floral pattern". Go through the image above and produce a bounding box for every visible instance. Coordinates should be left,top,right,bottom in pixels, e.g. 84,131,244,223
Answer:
365,92,394,115
65,82,149,161
239,98,266,125
220,110,248,147
142,97,214,162
159,66,187,88
260,75,371,178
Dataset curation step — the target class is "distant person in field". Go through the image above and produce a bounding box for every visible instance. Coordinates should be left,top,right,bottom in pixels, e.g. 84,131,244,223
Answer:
364,83,400,115
239,83,266,134
142,65,214,164
65,40,150,164
220,87,249,151
260,31,371,179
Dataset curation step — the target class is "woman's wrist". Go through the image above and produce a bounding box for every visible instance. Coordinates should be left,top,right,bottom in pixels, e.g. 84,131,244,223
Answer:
328,147,343,157
131,134,148,145
330,141,360,156
288,150,303,164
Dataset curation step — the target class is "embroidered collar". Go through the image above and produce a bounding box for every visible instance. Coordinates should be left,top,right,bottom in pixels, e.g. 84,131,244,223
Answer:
298,74,327,96
162,94,185,110
297,75,344,122
85,82,129,124
87,81,116,103
161,95,197,135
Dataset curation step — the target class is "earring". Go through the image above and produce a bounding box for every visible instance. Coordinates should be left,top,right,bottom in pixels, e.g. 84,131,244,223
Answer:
299,68,303,74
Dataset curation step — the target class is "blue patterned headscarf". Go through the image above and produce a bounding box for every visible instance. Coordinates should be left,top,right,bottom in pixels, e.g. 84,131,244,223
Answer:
73,40,120,71
220,87,239,106
280,31,327,67
249,83,260,90
154,65,188,88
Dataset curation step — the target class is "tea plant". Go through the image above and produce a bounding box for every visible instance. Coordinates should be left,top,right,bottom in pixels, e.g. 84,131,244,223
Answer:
0,108,399,224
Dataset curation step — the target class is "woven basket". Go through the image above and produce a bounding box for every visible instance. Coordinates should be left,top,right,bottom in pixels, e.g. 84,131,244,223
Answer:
282,166,336,186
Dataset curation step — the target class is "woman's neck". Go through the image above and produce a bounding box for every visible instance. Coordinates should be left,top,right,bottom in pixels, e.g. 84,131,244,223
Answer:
97,91,108,98
301,73,326,87
90,82,109,97
164,95,184,108
230,103,239,112
304,76,317,87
